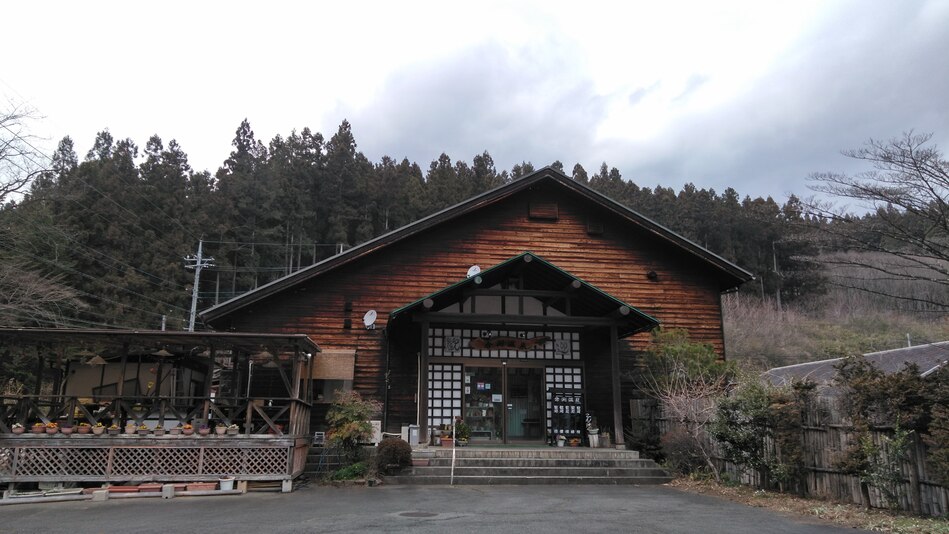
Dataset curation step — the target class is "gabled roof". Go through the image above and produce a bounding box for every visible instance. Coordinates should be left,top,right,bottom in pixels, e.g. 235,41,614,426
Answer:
201,167,754,323
388,252,659,338
764,341,949,387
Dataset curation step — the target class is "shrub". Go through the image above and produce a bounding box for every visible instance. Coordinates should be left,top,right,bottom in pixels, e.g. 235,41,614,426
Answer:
375,437,412,475
660,427,707,476
326,390,382,463
330,461,368,481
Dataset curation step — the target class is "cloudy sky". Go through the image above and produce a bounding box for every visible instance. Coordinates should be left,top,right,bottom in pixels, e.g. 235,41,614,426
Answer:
3,1,947,204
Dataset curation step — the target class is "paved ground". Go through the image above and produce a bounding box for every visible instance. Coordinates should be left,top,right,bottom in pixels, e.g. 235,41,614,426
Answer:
0,484,864,534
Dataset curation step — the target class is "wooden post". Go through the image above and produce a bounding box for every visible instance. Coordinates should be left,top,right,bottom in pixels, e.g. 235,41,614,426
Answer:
610,326,624,447
116,343,129,425
418,320,429,442
33,346,44,395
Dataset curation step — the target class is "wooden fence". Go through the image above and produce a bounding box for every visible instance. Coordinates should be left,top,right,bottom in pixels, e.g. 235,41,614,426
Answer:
630,398,949,516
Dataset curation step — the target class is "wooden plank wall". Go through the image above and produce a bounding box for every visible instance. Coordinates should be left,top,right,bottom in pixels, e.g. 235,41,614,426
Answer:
630,398,949,516
215,182,731,432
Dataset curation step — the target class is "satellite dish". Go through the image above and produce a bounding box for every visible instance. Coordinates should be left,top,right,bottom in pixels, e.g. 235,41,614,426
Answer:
466,265,481,278
363,309,377,329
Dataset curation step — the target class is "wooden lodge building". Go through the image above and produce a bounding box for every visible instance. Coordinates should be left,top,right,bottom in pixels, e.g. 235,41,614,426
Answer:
201,167,753,447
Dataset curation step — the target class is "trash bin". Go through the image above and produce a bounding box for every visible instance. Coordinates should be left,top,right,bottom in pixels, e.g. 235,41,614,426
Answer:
408,424,420,446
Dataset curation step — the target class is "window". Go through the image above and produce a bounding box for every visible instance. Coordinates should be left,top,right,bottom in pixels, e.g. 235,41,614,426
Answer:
311,349,356,403
314,379,353,403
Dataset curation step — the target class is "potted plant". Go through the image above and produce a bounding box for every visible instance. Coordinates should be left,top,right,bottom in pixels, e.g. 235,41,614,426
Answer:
60,423,74,435
124,422,137,434
586,414,599,448
439,424,453,447
181,422,194,436
31,422,45,434
197,424,210,436
556,434,566,447
568,437,580,447
92,422,106,435
107,423,121,435
215,423,227,435
77,422,92,434
45,422,59,435
454,418,470,447
137,424,150,436
11,423,25,434
226,423,239,436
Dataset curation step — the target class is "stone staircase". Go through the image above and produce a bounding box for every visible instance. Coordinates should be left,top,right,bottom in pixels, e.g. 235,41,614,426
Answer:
385,447,672,485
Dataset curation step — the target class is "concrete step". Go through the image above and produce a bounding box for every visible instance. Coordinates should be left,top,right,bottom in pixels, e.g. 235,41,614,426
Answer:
426,458,657,468
425,448,640,460
384,474,672,485
387,447,671,485
406,466,670,478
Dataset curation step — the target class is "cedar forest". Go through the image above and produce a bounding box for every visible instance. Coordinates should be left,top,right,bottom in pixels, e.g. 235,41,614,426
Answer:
2,119,948,375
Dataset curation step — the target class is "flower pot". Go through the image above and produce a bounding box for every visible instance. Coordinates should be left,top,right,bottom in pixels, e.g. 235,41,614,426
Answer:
137,429,150,436
215,426,227,435
182,428,194,435
125,426,137,435
11,427,25,435
31,426,45,434
198,428,210,436
46,427,58,435
226,428,238,435
219,477,235,491
153,428,165,436
108,428,120,436
61,427,74,435
92,426,105,435
441,437,453,447
169,427,181,435
556,439,565,448
588,433,599,448
77,426,91,434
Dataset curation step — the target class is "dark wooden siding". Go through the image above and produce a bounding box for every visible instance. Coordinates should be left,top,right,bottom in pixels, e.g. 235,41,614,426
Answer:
214,181,728,430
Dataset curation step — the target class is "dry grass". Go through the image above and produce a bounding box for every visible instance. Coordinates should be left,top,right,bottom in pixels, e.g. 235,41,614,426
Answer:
669,478,949,533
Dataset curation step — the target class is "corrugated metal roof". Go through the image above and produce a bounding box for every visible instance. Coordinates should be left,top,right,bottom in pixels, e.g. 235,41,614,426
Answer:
763,341,949,387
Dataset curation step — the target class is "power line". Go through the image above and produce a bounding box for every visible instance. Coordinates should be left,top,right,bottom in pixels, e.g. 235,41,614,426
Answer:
10,246,189,314
3,205,188,292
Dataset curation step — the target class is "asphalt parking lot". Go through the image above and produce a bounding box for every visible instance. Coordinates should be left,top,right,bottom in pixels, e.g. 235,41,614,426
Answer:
0,483,864,534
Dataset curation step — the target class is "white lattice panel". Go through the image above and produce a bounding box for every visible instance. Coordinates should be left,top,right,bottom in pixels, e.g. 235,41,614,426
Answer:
1,442,293,481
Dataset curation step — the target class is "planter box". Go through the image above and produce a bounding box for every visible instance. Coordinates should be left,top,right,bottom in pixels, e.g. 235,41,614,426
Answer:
186,482,217,492
411,459,430,467
138,483,163,492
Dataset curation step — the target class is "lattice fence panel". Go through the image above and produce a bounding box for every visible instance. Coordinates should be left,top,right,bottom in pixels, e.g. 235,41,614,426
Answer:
112,448,155,476
60,448,109,476
242,448,288,475
0,448,13,476
153,448,200,475
203,447,241,475
13,448,109,476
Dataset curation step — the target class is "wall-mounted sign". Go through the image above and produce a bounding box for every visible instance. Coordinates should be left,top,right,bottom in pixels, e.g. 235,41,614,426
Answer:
469,336,551,351
491,394,503,403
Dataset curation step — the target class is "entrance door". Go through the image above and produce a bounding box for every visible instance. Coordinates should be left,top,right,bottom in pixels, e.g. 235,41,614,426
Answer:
463,365,544,443
505,367,544,442
464,367,503,442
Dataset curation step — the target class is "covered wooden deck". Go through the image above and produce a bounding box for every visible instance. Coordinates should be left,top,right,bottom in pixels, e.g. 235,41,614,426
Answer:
0,328,320,489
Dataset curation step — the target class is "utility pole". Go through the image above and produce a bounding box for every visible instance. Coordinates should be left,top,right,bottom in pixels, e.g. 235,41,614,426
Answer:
185,239,215,332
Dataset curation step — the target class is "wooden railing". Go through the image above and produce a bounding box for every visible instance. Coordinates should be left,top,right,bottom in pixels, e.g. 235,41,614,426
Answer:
1,394,310,437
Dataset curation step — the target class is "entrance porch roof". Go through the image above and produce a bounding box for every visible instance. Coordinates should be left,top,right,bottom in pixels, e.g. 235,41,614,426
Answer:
388,252,659,338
